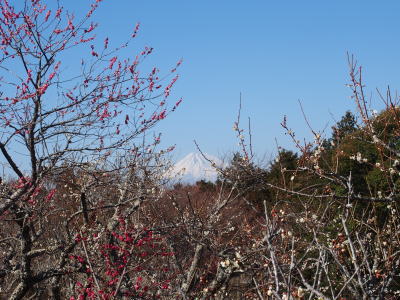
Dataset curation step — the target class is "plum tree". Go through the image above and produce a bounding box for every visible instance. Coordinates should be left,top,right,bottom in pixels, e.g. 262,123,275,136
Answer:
0,0,182,298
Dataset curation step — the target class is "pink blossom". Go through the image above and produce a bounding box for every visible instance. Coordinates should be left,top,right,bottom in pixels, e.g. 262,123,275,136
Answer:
109,56,117,69
132,22,140,38
67,19,74,31
44,10,51,22
158,110,166,120
175,98,182,107
85,23,96,33
66,92,76,102
45,189,56,202
55,8,62,18
48,71,56,81
37,83,49,95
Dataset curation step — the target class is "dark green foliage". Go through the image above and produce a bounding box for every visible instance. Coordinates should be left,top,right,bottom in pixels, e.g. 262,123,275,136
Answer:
220,152,269,209
267,150,298,184
195,179,216,192
332,111,358,145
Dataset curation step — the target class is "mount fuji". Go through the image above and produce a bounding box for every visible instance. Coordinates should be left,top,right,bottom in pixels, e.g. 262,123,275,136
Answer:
166,152,224,184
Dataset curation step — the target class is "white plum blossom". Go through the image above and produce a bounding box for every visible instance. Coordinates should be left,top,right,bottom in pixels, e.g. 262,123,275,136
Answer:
297,287,305,297
356,152,362,162
220,260,230,268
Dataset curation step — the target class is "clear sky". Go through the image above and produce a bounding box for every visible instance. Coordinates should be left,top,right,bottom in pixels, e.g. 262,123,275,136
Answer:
70,1,400,161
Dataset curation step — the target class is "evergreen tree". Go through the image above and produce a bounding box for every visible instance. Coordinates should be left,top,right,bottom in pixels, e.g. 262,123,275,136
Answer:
332,111,358,145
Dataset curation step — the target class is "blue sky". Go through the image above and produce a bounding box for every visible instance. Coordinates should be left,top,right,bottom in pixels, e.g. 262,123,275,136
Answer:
72,1,400,161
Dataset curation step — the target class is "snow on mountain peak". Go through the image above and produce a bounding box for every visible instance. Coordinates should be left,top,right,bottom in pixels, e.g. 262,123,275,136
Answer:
166,152,223,184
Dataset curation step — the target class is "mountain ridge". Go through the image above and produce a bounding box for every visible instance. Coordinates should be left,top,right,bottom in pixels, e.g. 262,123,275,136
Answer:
166,152,223,184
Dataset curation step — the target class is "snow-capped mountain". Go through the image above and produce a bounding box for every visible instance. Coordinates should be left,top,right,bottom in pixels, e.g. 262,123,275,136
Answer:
166,152,224,184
